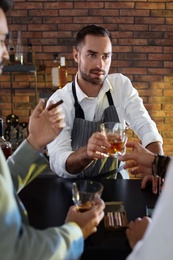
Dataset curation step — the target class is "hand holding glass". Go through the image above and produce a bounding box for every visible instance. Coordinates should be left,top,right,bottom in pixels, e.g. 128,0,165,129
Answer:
100,122,128,157
72,180,103,212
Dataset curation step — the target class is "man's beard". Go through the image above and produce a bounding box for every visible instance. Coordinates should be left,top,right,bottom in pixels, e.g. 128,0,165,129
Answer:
80,68,107,85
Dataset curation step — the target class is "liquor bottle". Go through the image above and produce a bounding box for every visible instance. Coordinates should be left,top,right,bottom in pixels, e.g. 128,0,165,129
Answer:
26,43,35,64
7,31,15,64
58,56,67,89
0,118,12,159
51,54,59,90
9,125,18,152
15,30,23,64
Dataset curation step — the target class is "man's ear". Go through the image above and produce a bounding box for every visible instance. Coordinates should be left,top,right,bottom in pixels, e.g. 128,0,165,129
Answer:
73,47,79,64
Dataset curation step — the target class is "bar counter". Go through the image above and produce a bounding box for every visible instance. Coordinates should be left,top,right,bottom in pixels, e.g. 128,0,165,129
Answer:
19,173,158,260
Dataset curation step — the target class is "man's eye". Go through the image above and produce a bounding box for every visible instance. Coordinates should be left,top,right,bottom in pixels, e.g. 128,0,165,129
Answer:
103,54,111,59
88,53,96,58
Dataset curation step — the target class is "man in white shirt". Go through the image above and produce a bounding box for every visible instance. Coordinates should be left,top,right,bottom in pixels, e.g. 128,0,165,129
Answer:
47,24,163,179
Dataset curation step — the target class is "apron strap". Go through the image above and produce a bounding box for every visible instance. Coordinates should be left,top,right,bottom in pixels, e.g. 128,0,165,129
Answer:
106,90,114,106
72,80,85,119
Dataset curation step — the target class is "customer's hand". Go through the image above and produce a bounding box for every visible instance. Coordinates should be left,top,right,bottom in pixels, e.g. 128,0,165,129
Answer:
65,198,105,239
141,175,164,194
27,99,65,151
118,142,155,177
126,217,152,249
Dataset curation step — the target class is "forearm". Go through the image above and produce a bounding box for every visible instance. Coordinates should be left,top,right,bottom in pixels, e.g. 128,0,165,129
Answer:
146,141,164,155
66,146,94,174
5,222,84,260
7,140,49,191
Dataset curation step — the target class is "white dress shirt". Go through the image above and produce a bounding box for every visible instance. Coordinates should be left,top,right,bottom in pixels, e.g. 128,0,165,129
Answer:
47,73,163,178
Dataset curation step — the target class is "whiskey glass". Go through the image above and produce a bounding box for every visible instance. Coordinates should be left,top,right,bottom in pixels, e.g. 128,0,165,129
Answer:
72,180,103,212
100,122,128,158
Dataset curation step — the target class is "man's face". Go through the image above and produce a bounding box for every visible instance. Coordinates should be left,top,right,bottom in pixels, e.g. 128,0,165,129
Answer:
74,34,112,85
0,8,9,74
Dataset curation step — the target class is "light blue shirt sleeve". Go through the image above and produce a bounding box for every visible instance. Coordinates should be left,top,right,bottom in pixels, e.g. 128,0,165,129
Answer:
0,143,84,260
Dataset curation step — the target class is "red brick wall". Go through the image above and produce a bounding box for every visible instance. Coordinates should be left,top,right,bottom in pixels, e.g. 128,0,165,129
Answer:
1,0,173,155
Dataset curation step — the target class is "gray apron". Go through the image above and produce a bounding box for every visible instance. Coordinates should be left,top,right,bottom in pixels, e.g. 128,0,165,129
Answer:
71,80,122,179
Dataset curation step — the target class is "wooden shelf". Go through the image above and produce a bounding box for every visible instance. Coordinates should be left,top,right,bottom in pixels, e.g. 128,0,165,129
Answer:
3,64,36,73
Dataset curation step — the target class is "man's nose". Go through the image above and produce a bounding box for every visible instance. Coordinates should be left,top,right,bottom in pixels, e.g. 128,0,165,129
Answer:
95,57,104,68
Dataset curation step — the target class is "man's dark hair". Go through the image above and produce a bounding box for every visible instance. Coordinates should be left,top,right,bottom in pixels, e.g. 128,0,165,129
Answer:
76,24,112,48
0,0,13,13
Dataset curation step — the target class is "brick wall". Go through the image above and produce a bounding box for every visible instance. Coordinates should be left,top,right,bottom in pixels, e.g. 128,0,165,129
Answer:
1,0,173,155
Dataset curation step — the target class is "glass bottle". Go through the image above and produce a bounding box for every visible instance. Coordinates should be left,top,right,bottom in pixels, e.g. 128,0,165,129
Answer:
15,31,23,65
7,31,15,64
0,118,12,159
26,43,35,64
58,57,68,89
51,54,59,90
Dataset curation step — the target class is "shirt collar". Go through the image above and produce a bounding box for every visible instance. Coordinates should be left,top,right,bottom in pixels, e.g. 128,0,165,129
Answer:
74,73,112,103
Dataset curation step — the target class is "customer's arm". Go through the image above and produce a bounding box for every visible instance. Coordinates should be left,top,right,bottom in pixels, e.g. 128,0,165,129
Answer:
7,99,65,192
0,174,85,260
1,99,105,260
1,175,104,260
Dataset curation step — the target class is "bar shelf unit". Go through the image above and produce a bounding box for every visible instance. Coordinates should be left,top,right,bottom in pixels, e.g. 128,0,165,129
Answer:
3,64,46,113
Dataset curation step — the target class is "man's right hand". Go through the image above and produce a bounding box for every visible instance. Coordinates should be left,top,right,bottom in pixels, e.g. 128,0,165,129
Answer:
65,198,105,239
87,132,111,160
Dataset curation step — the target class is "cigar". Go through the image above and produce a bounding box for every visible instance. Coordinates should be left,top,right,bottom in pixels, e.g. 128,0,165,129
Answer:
117,212,122,226
47,100,63,111
120,212,127,227
108,212,114,227
104,213,109,228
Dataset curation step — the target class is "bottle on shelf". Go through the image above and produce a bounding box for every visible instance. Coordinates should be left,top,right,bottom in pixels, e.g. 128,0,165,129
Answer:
15,30,23,65
51,53,59,90
9,125,18,152
26,43,35,64
0,118,12,159
58,56,68,89
7,31,15,64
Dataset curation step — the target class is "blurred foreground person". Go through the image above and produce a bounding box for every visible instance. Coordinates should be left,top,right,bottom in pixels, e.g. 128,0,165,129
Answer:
125,159,173,260
118,142,173,259
0,1,105,259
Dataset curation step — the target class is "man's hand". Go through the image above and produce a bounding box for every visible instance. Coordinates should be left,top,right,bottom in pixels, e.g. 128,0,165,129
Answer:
87,132,111,160
65,198,105,240
27,99,65,151
141,175,164,194
118,142,155,177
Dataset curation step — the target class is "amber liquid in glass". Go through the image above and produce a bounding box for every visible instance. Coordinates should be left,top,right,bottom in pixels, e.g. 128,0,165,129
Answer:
107,140,125,155
77,201,95,212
